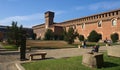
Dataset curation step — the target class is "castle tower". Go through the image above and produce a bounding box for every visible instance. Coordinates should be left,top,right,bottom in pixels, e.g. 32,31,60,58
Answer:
45,11,54,29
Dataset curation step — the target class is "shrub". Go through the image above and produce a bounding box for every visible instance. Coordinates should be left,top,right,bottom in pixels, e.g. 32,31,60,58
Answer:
53,35,64,40
111,33,119,43
78,35,84,41
44,29,54,40
63,27,78,44
87,30,101,42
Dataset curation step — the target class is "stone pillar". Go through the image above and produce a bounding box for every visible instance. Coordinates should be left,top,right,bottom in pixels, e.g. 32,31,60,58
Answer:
82,53,104,68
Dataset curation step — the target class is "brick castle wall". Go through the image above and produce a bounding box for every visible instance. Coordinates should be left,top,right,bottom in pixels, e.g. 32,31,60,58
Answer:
33,9,120,40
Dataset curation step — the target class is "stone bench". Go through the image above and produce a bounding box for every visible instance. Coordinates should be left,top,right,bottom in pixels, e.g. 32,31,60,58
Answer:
28,52,47,61
107,46,120,57
82,52,104,68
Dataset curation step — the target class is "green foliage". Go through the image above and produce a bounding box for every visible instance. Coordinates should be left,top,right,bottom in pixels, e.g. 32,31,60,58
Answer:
87,30,101,42
64,27,78,44
7,21,27,47
78,35,84,41
53,34,64,40
3,45,18,50
20,29,26,60
111,33,119,43
44,29,64,40
7,21,20,46
44,29,54,40
6,21,27,60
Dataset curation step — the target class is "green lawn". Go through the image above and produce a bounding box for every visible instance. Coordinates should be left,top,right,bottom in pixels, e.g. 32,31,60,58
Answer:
22,53,120,70
0,42,18,50
3,45,18,50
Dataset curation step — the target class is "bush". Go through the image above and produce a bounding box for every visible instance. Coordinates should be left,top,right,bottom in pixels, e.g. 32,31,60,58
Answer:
44,29,54,40
63,27,78,44
87,30,101,42
53,35,64,40
111,33,119,43
78,35,84,41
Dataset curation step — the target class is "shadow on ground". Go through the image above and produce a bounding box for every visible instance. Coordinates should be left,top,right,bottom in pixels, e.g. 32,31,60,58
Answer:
0,51,20,55
103,62,119,68
26,57,55,61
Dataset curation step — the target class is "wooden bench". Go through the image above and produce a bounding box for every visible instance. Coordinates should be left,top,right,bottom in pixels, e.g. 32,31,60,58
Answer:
28,52,47,61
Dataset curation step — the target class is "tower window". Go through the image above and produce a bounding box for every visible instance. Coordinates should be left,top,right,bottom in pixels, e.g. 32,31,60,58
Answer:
112,12,114,16
82,23,85,29
98,21,102,27
116,11,118,15
105,14,107,17
112,19,117,26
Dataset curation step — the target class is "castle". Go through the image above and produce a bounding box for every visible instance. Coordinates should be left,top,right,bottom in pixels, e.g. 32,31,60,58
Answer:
33,9,120,41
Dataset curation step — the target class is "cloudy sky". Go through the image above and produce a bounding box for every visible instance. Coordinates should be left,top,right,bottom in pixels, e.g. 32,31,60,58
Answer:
0,0,120,28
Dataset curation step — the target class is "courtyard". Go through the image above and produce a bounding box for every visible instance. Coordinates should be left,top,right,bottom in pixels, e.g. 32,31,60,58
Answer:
1,43,120,70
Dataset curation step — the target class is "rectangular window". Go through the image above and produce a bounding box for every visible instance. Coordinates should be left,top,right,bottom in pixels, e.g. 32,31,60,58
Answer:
112,19,117,26
98,21,102,27
116,11,118,15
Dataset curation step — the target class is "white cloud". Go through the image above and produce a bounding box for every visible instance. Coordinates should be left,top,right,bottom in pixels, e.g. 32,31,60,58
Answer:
0,10,65,27
0,13,44,27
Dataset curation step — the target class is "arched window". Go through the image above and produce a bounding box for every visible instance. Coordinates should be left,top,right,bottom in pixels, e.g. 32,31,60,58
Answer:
98,21,102,27
81,23,85,29
112,19,117,26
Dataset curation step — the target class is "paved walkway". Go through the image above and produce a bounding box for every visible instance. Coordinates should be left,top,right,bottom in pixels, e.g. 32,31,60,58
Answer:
0,46,107,70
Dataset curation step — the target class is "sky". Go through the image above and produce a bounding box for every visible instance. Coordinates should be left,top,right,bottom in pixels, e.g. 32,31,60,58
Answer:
0,0,120,28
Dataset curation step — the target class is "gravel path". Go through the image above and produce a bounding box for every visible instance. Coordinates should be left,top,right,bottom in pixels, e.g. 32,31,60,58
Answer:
28,46,107,59
0,46,107,70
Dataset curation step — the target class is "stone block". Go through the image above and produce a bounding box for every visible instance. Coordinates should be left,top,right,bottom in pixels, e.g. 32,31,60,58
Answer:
82,53,104,68
107,46,120,57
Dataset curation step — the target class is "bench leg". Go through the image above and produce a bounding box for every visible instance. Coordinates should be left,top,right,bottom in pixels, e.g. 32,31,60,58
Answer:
41,55,45,59
30,56,33,61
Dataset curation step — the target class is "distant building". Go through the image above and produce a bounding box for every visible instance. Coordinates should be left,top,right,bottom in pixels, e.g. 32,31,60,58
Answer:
33,9,120,41
0,25,33,41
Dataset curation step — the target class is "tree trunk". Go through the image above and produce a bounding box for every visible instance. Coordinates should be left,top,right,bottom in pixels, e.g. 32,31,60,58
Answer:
20,35,26,61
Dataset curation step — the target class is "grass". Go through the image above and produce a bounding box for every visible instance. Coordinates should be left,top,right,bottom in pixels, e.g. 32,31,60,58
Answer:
22,53,120,70
3,45,18,50
0,42,18,50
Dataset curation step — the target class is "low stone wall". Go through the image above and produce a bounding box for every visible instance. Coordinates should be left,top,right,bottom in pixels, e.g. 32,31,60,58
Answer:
82,53,104,68
107,46,120,57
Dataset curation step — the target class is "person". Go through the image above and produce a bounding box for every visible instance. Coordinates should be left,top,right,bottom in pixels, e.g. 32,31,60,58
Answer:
81,41,84,48
91,43,99,53
83,41,86,48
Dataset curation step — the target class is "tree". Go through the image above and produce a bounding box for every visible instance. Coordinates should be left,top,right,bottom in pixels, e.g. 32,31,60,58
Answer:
64,27,78,44
87,30,101,42
7,21,20,46
78,34,84,41
44,29,54,40
19,25,27,61
7,21,27,60
111,33,119,43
